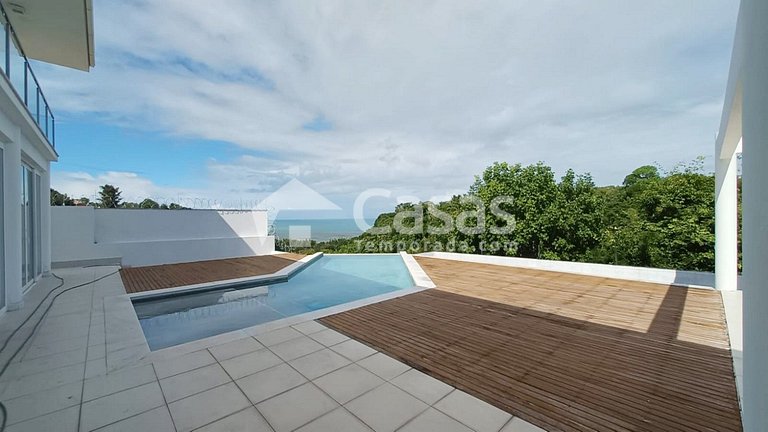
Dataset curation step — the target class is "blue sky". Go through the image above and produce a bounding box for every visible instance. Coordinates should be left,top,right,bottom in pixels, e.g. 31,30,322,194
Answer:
38,0,740,218
56,120,233,188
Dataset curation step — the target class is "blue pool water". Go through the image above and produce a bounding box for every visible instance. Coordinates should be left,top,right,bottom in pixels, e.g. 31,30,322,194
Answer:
134,255,413,350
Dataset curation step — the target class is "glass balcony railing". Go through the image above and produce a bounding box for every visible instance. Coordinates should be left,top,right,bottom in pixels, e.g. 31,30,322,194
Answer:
0,3,55,149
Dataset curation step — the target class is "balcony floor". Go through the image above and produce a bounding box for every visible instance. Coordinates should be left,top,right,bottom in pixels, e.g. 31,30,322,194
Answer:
320,256,742,432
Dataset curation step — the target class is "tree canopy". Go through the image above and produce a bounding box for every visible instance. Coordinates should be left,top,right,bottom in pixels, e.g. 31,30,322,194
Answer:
283,159,734,273
50,185,189,210
50,189,74,206
98,184,122,208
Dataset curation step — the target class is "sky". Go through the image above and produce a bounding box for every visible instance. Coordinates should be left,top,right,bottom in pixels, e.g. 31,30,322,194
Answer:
38,0,740,218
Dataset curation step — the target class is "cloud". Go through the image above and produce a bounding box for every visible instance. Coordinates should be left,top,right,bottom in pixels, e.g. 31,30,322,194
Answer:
51,171,201,205
41,0,739,211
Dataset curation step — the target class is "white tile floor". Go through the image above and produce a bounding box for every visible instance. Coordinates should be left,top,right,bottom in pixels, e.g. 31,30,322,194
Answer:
0,267,546,432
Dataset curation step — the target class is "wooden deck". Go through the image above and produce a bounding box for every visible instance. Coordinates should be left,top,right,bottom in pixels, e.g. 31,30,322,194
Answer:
119,253,304,293
320,256,742,432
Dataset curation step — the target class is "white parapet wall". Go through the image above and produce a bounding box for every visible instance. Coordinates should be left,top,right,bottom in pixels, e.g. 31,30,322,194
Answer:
418,251,721,289
52,207,275,267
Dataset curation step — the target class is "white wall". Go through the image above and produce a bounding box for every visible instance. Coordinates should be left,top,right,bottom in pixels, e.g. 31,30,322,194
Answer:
741,0,768,429
94,209,268,243
52,207,274,267
418,252,719,288
1,71,57,311
51,206,119,267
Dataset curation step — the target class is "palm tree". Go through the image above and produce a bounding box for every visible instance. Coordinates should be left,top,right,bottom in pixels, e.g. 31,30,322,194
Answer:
98,184,122,208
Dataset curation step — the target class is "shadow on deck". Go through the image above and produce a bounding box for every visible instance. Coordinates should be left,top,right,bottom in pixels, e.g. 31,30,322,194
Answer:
320,257,741,432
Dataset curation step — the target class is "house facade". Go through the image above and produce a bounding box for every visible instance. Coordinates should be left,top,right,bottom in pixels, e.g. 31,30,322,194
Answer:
0,0,93,313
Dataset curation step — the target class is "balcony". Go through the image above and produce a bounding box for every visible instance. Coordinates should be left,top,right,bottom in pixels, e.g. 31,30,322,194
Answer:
0,2,55,148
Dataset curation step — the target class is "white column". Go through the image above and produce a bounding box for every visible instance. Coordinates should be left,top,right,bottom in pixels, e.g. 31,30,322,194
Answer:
715,149,739,291
3,139,23,310
41,166,51,275
742,0,768,430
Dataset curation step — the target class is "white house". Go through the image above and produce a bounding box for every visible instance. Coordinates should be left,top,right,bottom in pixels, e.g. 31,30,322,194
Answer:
715,1,768,430
0,0,94,313
0,0,765,430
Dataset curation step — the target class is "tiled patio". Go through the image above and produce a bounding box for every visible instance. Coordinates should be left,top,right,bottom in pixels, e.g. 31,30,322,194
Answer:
0,264,540,432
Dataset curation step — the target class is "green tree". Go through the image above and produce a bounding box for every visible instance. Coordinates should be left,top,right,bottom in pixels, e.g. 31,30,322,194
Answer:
98,184,122,208
50,188,74,206
622,165,660,188
632,167,715,271
539,170,603,261
589,159,718,271
470,162,601,260
279,159,727,273
140,198,160,209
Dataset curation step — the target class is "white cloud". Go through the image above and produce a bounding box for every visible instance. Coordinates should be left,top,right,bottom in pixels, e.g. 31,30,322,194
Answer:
42,0,739,211
51,171,201,205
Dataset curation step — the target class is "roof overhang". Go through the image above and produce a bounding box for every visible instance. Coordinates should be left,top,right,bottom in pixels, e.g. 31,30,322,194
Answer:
2,0,94,71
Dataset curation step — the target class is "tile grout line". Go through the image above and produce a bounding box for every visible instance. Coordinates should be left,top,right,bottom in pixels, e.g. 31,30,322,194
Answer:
276,324,418,432
155,356,218,381
496,415,516,432
390,404,435,432
339,361,419,432
429,387,513,432
93,321,465,432
79,369,157,405
77,268,97,432
151,362,179,432
208,346,280,432
188,406,254,432
259,333,342,431
4,275,88,425
86,402,169,432
197,324,362,431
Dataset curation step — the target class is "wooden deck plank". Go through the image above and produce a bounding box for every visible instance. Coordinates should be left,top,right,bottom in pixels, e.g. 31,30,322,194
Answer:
119,253,304,293
320,256,742,432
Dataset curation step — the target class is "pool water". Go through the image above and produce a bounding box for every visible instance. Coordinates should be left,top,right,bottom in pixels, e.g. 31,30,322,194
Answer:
134,255,414,350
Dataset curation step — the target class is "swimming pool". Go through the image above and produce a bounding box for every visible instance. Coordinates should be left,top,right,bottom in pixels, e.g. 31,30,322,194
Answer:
133,254,414,350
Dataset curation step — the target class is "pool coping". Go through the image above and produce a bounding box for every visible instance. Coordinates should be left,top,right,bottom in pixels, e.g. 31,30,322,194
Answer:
103,252,436,371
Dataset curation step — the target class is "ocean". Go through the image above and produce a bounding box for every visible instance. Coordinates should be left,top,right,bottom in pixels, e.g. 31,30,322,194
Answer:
272,218,373,242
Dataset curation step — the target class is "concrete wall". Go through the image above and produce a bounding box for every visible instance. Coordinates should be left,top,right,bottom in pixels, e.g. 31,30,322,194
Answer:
52,207,274,267
741,0,768,429
418,252,720,289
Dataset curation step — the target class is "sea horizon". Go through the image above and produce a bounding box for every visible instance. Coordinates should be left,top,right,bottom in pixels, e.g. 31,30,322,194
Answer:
272,217,375,242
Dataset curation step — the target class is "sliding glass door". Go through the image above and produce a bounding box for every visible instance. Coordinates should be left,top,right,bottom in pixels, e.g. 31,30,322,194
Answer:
0,147,5,310
21,164,38,287
35,173,41,277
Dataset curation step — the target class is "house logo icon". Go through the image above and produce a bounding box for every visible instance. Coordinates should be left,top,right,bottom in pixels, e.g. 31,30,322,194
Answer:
256,179,341,247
